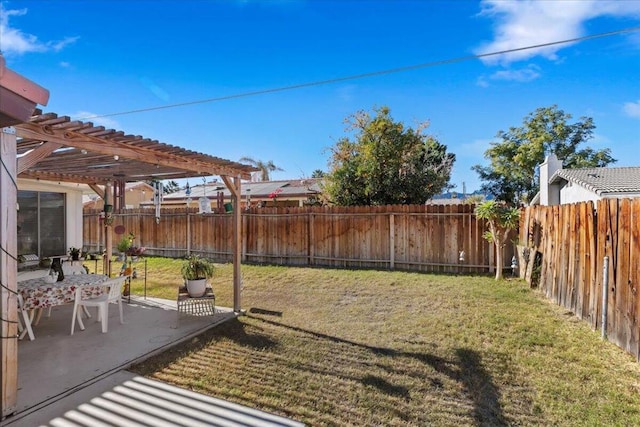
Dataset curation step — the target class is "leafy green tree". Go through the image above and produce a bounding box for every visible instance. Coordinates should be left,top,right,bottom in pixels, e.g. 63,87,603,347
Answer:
472,105,615,205
311,169,325,178
324,106,455,206
475,201,520,280
239,157,284,181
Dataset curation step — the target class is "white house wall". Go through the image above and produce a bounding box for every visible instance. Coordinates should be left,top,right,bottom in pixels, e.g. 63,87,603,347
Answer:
559,182,600,205
17,179,84,251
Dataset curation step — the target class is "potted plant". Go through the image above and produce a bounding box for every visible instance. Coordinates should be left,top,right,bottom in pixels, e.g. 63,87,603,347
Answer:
181,255,214,297
39,257,52,269
116,236,132,261
126,245,146,261
69,247,82,261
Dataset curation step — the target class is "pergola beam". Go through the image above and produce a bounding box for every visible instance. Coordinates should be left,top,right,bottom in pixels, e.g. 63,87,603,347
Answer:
16,141,62,174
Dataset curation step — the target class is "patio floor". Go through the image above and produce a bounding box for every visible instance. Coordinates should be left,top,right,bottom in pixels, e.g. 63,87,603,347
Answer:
0,295,302,426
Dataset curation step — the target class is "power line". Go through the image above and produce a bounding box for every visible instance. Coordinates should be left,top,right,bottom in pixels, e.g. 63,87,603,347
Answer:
89,26,640,119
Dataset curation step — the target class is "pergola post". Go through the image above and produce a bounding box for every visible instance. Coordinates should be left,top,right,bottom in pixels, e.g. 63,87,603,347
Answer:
0,127,19,417
221,175,242,313
104,184,114,276
232,176,242,313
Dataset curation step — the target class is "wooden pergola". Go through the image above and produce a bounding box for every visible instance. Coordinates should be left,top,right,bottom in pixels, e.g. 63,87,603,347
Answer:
1,111,255,418
16,111,255,308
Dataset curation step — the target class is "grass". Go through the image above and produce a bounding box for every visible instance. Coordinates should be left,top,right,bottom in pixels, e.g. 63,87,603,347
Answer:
121,258,640,426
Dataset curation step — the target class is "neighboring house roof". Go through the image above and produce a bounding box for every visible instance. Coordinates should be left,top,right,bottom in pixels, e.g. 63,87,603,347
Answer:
550,167,640,196
426,190,490,205
159,179,321,203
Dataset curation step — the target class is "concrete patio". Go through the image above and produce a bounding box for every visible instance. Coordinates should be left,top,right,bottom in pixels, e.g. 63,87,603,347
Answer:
1,296,304,426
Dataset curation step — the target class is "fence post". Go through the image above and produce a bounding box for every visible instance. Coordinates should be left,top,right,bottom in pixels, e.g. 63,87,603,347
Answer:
389,214,395,270
309,212,315,266
602,255,609,339
242,211,247,262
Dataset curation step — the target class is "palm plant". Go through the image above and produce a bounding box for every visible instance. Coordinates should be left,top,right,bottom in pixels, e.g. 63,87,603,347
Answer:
239,157,283,181
475,201,520,280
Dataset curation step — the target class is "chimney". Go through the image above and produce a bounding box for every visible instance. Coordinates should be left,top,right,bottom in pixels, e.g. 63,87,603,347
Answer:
539,154,562,206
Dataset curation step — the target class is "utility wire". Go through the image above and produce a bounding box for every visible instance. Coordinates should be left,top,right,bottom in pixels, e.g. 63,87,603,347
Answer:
90,26,640,119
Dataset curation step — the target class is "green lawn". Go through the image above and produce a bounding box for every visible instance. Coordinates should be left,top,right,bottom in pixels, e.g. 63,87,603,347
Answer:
127,258,640,426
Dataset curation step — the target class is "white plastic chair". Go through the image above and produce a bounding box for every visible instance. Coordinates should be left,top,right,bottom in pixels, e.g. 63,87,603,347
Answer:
62,263,86,276
70,276,125,335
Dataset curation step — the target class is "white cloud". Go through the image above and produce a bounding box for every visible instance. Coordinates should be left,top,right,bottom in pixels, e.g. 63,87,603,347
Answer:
476,0,640,65
623,100,640,118
73,111,120,130
476,76,489,88
490,64,541,82
477,65,541,86
49,36,79,52
0,3,78,56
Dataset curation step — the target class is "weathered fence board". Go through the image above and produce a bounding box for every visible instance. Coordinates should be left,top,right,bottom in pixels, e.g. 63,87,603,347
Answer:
84,204,512,275
520,199,640,360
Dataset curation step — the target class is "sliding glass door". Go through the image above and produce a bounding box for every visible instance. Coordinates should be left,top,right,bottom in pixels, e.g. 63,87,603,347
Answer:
17,191,66,258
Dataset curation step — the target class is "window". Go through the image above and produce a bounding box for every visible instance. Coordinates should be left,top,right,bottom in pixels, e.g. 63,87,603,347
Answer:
17,191,66,258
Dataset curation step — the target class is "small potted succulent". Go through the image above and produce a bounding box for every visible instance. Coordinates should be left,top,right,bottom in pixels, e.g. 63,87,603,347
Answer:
181,255,214,297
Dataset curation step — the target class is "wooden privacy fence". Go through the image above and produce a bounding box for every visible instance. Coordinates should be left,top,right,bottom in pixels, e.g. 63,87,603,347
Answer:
519,198,640,360
83,204,511,274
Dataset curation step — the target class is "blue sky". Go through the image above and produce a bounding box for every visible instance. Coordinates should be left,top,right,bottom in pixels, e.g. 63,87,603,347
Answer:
1,0,639,192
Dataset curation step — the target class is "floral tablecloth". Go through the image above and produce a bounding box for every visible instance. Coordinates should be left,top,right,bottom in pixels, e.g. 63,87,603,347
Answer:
18,274,109,310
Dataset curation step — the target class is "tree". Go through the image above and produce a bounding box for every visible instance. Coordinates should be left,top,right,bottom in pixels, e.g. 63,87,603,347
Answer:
239,157,284,181
147,179,179,194
472,105,615,205
162,180,180,194
475,201,520,280
323,106,455,206
311,169,325,178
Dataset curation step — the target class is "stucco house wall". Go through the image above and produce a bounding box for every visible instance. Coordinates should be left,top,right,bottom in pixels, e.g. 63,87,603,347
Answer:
558,181,601,205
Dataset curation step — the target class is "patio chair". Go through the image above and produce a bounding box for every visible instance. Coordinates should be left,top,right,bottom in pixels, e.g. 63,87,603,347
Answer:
70,276,126,335
62,263,86,276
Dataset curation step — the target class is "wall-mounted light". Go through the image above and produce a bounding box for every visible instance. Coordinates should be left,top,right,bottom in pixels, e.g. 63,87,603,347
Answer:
113,155,119,161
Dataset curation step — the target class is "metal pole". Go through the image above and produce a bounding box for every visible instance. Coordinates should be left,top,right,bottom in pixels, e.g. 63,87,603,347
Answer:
601,256,609,339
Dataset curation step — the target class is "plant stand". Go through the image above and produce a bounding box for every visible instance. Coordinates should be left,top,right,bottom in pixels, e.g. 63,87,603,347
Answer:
176,285,215,327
